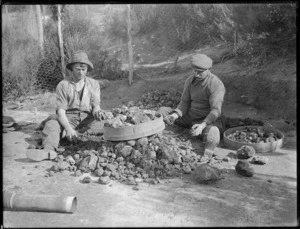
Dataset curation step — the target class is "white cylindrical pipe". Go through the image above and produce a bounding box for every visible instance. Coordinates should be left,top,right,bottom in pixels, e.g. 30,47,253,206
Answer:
3,190,77,213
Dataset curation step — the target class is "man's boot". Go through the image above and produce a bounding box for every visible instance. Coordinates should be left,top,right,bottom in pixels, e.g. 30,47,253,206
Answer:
202,125,220,158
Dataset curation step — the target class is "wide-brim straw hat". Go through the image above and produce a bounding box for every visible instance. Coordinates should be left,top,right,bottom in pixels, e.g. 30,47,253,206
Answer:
66,51,94,72
191,54,212,70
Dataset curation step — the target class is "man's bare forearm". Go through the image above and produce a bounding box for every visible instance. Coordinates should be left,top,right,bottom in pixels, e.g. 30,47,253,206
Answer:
57,109,73,131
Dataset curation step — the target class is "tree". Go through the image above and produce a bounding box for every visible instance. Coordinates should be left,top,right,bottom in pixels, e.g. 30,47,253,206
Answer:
36,5,44,57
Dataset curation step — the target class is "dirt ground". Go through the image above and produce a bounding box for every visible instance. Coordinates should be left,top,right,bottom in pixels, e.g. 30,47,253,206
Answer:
2,87,297,227
2,44,297,226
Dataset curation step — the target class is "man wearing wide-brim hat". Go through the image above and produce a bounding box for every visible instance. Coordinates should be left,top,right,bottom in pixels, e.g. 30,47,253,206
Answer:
158,54,226,161
26,51,107,161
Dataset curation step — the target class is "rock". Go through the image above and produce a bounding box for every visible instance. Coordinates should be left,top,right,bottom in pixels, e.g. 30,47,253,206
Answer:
82,176,92,183
235,160,255,177
183,164,192,174
142,173,149,179
28,144,36,149
94,168,104,177
148,171,156,178
57,155,64,161
88,153,98,171
162,149,178,162
136,137,148,147
146,150,156,160
98,176,111,185
65,155,75,165
250,156,269,165
106,164,117,172
116,156,124,162
135,178,143,183
222,157,230,162
194,164,221,184
127,140,136,146
78,156,90,172
57,161,70,171
127,176,137,185
236,145,256,159
75,170,82,177
120,145,133,158
73,154,80,161
79,154,98,172
98,156,106,163
103,170,112,177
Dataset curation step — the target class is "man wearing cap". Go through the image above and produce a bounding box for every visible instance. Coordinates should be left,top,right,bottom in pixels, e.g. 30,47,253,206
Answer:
26,51,106,161
158,54,225,160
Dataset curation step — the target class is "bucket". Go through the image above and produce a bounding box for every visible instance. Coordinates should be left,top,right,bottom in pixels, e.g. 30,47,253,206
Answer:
103,116,165,141
3,190,77,213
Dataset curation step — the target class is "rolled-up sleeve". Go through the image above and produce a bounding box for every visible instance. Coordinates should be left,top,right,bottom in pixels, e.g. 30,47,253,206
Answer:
90,81,101,108
175,76,192,117
56,82,68,112
203,81,225,125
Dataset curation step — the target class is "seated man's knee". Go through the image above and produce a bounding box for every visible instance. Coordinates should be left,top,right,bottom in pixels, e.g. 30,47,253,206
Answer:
43,119,61,133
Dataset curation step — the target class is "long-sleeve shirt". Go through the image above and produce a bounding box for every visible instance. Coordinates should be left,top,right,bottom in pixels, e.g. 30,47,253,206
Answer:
56,76,100,114
174,73,225,125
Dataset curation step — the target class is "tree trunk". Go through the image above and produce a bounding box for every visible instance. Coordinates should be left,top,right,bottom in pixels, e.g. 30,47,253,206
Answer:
36,5,44,58
127,4,134,86
57,5,66,78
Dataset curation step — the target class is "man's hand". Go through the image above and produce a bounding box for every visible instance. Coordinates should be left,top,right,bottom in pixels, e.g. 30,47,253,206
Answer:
157,107,173,118
65,127,78,143
93,106,107,121
190,122,207,136
164,113,178,125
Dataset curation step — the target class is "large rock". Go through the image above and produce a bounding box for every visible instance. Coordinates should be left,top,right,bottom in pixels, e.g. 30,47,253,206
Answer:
235,160,254,177
194,164,221,184
237,145,256,159
79,153,98,172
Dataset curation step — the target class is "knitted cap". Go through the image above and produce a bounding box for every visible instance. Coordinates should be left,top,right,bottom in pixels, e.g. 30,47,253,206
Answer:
191,54,212,70
66,51,94,72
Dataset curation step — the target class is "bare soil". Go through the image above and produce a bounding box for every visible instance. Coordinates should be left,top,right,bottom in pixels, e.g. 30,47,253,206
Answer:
2,47,297,227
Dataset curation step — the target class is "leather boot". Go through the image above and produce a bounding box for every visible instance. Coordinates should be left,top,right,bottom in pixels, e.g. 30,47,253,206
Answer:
202,125,220,158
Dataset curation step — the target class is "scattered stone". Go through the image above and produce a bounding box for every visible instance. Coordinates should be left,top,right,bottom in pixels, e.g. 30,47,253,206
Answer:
132,186,139,191
235,160,254,177
120,145,133,158
250,156,269,165
183,165,192,174
75,170,82,177
57,161,70,171
127,140,136,146
222,157,230,162
28,144,36,149
98,176,111,185
194,164,221,184
135,178,143,183
82,176,92,183
79,154,98,172
57,155,64,161
267,179,272,183
51,164,59,172
236,145,256,159
65,155,76,165
94,168,104,177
